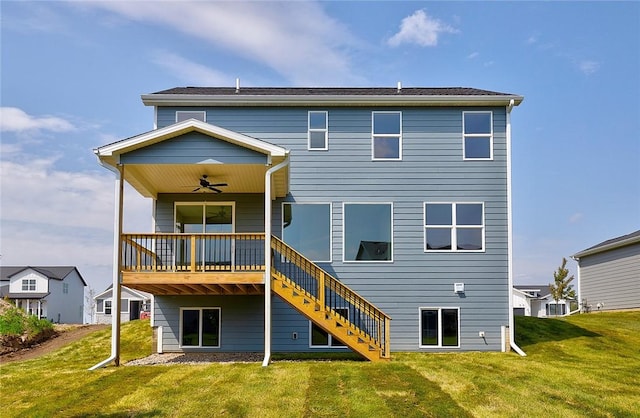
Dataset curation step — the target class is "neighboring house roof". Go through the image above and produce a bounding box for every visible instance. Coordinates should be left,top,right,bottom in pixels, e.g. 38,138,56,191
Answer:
94,285,152,301
7,292,50,299
572,230,640,259
142,86,524,107
0,266,87,286
514,285,552,299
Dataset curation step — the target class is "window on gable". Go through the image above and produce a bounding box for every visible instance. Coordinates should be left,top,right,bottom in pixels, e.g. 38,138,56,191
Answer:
181,308,220,347
424,203,484,251
308,111,328,150
21,279,36,292
463,111,493,159
283,203,332,262
343,203,393,262
372,112,402,160
176,111,206,123
310,308,348,348
420,308,460,348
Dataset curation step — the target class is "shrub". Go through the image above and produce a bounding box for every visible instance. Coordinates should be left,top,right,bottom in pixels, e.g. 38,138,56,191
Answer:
0,306,26,336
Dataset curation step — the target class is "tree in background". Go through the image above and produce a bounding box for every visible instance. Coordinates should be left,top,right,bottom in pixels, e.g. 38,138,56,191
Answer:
84,287,96,324
549,258,576,316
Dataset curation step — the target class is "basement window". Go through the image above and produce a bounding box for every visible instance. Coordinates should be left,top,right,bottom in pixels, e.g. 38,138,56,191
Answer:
310,308,348,348
180,307,220,348
419,307,460,348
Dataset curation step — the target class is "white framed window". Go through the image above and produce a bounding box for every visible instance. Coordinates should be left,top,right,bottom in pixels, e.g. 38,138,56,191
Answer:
282,203,332,262
308,111,328,150
104,300,112,315
21,279,36,292
180,307,221,348
176,111,206,123
419,307,460,348
343,203,393,262
463,111,493,160
120,299,129,313
96,299,104,313
424,203,484,252
372,111,402,160
310,308,348,348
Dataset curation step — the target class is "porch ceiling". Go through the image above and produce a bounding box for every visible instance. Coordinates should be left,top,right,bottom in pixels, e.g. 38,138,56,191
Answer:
122,162,288,198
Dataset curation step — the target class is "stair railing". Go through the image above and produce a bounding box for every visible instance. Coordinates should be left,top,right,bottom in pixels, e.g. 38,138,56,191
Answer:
271,236,390,358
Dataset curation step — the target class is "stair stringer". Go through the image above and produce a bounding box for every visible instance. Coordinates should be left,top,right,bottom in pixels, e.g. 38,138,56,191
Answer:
271,270,385,362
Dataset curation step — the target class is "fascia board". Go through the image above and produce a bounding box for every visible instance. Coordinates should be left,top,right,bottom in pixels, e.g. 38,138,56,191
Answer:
94,119,287,160
573,235,640,259
141,94,524,107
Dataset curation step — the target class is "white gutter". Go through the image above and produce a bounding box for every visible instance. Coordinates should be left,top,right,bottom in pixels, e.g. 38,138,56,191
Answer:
506,99,526,357
89,163,124,370
262,154,290,367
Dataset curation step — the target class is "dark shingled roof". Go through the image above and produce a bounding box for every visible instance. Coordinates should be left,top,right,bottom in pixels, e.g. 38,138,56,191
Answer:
151,86,515,96
0,266,87,286
574,230,640,258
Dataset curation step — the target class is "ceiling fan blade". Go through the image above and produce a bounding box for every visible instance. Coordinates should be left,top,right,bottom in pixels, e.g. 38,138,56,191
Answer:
208,187,223,193
208,183,228,187
192,187,201,192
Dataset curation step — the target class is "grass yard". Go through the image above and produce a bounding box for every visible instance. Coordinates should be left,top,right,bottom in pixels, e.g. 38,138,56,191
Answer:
1,312,639,417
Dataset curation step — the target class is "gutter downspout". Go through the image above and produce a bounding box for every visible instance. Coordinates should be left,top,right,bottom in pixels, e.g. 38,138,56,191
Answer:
262,154,290,367
89,162,124,370
506,99,526,357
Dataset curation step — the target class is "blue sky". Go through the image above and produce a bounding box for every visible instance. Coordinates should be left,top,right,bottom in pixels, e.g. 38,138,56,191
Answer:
1,1,639,296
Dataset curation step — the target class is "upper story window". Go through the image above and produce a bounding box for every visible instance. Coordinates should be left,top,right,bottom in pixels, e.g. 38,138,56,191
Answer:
343,203,393,262
463,112,493,160
21,279,36,291
308,111,328,150
176,111,206,123
424,203,484,252
63,283,69,294
372,112,402,160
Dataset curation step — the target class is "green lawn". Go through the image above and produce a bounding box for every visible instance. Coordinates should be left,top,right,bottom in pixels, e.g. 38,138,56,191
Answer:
1,312,639,417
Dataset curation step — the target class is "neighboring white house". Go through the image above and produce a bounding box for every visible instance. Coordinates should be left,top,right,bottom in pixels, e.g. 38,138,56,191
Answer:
512,285,573,317
94,286,152,324
572,230,640,312
0,266,86,323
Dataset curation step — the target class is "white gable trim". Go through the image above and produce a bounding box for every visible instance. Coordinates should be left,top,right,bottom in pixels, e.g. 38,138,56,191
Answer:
95,119,287,160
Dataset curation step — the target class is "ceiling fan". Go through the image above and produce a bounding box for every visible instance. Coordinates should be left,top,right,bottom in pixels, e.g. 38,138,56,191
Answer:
192,175,228,193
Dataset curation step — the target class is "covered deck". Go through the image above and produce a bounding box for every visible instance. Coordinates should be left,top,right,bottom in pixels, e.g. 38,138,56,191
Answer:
121,232,266,295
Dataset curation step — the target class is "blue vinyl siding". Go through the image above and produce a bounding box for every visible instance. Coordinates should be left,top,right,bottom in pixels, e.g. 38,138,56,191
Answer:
150,104,510,352
120,131,267,165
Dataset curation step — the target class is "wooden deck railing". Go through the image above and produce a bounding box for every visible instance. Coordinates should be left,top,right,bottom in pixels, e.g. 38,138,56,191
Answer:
121,233,265,273
271,236,391,358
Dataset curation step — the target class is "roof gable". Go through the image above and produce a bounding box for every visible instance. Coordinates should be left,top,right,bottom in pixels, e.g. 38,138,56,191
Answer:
0,266,87,286
95,118,287,162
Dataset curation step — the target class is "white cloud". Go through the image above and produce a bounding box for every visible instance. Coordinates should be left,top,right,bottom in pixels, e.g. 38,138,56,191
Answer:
467,52,479,59
80,1,360,86
0,107,76,133
569,212,584,223
387,9,458,47
151,51,231,85
578,60,600,75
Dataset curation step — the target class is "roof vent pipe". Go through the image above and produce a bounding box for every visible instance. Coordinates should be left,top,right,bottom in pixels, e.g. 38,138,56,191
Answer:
397,81,402,93
235,78,240,93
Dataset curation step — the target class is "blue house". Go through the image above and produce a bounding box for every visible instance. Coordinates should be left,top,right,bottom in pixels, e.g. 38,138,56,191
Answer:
92,86,524,366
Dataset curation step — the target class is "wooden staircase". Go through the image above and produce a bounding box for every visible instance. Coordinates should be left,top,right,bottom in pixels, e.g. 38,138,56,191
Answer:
270,237,391,362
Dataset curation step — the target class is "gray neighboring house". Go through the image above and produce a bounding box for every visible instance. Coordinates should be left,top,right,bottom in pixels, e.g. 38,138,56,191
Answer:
94,86,524,362
94,285,152,324
572,230,640,312
0,266,86,323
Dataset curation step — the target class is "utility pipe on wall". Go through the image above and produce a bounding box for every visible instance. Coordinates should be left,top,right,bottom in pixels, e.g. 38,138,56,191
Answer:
506,99,526,357
262,154,290,367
